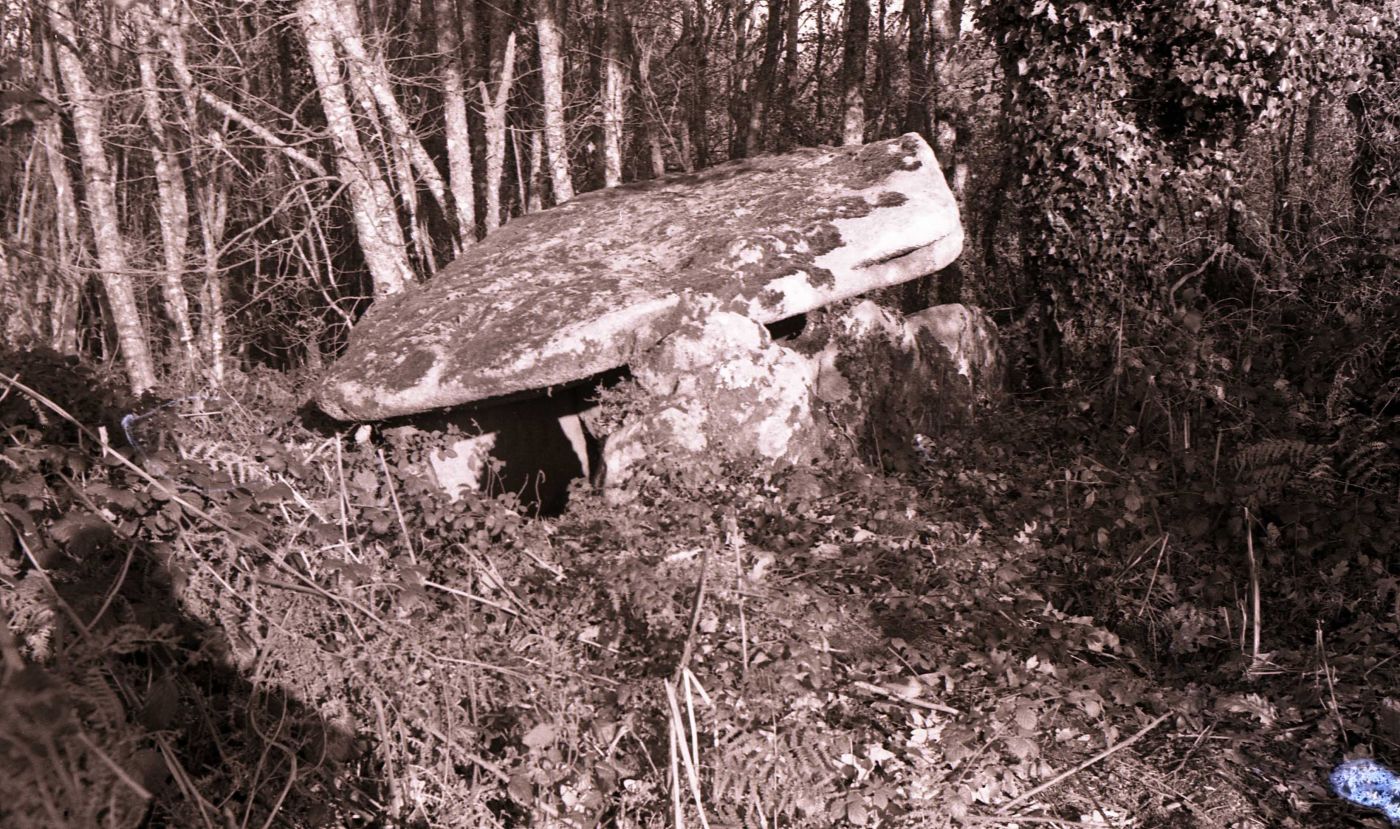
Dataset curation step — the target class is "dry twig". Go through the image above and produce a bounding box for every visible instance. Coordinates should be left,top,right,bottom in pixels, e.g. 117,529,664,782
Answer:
996,712,1172,814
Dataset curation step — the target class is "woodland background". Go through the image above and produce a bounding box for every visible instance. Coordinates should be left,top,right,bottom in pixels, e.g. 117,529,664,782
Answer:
0,0,1398,827
0,0,1392,392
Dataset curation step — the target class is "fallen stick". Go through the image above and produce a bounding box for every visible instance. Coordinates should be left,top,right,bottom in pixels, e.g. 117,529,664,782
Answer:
996,712,1172,815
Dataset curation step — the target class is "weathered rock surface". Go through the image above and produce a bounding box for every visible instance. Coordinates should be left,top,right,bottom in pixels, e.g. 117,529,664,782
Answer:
317,133,963,421
906,304,1004,397
799,301,1003,470
601,296,824,488
601,299,1003,487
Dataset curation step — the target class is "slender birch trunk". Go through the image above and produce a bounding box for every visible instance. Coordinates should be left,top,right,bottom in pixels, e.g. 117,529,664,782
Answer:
434,0,477,245
0,239,17,347
320,0,450,219
299,0,414,297
38,41,82,353
151,1,229,379
527,128,545,213
46,0,158,392
534,0,575,203
839,0,870,146
600,0,627,188
677,119,695,172
136,15,199,377
196,178,227,382
320,4,422,259
480,31,517,233
646,127,665,179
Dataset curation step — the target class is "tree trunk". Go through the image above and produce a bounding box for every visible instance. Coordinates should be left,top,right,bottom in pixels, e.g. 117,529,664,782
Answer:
814,0,827,125
1291,89,1323,247
775,0,800,144
633,32,673,177
435,0,478,245
150,0,229,378
839,0,870,145
980,78,1015,276
871,0,893,137
324,0,425,264
685,4,711,168
321,0,451,220
196,178,228,383
902,0,929,139
528,127,545,212
600,0,627,187
136,13,199,379
0,239,17,347
930,0,967,198
677,118,695,172
38,40,82,354
480,30,518,232
1270,102,1299,245
744,0,785,157
535,0,575,203
1348,90,1381,239
726,0,750,159
46,0,158,392
299,0,415,297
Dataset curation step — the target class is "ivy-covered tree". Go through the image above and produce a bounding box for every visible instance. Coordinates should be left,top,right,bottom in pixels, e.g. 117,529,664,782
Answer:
973,0,1400,387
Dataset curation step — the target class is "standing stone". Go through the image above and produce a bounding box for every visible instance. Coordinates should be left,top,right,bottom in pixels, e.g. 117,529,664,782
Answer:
602,295,824,489
905,303,1004,399
798,300,1003,471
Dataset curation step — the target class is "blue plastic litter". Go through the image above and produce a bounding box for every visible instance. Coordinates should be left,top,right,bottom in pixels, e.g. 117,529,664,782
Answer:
1332,758,1400,825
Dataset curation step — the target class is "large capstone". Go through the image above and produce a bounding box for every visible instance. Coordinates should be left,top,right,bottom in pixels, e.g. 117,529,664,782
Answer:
317,133,962,421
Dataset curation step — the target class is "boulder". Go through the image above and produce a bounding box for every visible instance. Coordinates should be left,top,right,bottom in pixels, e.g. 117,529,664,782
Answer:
601,296,823,488
316,133,962,421
799,301,1002,470
906,303,1004,398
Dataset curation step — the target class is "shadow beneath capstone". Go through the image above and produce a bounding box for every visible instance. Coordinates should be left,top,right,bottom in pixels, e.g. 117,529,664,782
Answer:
440,390,593,515
388,369,628,517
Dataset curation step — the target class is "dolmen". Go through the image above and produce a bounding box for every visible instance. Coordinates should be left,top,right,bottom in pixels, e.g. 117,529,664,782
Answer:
316,133,1000,511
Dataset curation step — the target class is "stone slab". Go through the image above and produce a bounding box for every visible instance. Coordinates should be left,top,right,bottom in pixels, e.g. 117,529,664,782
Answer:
317,133,963,420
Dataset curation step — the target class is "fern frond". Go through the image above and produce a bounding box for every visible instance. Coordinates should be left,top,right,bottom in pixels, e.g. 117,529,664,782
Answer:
179,439,272,487
1340,441,1397,492
1232,439,1322,474
708,720,841,827
1327,332,1396,419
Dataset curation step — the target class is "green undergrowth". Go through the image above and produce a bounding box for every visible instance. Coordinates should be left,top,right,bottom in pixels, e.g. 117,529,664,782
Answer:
0,344,1395,828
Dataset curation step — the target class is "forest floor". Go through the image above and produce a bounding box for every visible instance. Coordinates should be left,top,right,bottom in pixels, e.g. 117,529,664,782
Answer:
1,355,1395,828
